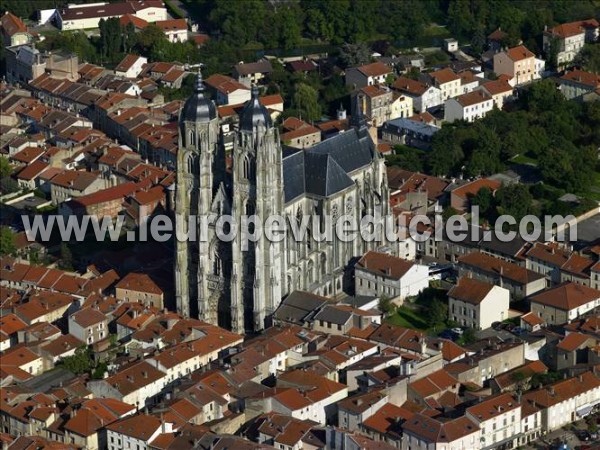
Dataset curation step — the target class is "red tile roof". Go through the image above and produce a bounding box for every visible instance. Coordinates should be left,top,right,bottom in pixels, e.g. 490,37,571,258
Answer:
1,12,28,37
530,283,600,311
505,45,535,61
357,62,391,77
356,251,415,280
115,272,163,295
557,332,594,352
448,277,496,305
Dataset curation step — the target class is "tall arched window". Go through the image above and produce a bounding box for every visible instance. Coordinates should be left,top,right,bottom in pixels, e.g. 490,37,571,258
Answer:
242,154,254,180
320,252,327,277
188,130,195,147
187,154,197,174
245,200,255,216
213,250,222,276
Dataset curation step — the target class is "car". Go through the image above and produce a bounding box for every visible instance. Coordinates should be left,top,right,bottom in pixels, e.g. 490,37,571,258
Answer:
577,430,591,441
451,327,464,336
512,327,526,335
439,330,459,341
492,321,502,330
504,323,516,332
589,431,598,440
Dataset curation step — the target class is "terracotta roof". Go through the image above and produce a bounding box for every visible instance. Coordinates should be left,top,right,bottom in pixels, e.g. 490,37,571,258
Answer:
448,277,495,305
467,393,519,422
458,252,545,285
70,308,106,328
155,18,187,32
481,79,513,95
505,45,535,61
562,253,595,277
161,69,186,83
119,13,149,29
403,414,479,443
49,170,100,191
0,347,40,367
493,360,547,389
488,28,507,41
1,12,28,37
69,182,139,208
362,402,413,434
338,389,387,414
561,69,600,88
360,85,390,98
356,251,415,280
522,371,600,409
452,178,501,200
115,54,145,73
115,272,163,295
525,242,570,267
393,77,430,96
547,19,599,38
521,311,544,327
530,283,600,311
409,370,458,398
356,62,391,77
0,314,27,336
105,361,165,396
11,147,45,164
557,332,595,352
205,74,249,94
106,413,162,441
455,90,492,107
430,68,460,85
40,334,84,357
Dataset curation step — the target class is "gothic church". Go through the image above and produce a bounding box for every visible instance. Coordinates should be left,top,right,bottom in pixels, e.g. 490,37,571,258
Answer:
175,72,391,334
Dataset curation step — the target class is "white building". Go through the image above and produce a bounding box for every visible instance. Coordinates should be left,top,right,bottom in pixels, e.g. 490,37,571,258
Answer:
448,277,510,330
444,90,494,123
58,1,167,31
466,393,521,450
402,414,480,450
106,414,172,450
204,73,251,106
393,76,443,112
345,62,392,88
543,19,599,68
68,307,108,345
529,283,600,325
155,18,188,43
355,251,429,301
493,45,540,86
478,79,513,109
429,68,462,101
114,54,147,78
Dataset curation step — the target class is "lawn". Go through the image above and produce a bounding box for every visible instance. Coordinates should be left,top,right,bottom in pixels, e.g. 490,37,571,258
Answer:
511,153,538,165
386,305,428,330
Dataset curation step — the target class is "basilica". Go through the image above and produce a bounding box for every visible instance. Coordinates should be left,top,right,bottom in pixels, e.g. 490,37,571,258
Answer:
175,71,392,334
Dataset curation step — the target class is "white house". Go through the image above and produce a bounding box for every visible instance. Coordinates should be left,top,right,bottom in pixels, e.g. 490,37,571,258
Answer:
204,73,251,106
529,283,600,325
114,54,147,78
543,19,599,68
155,18,188,43
393,76,442,112
478,79,513,109
444,90,494,123
402,414,480,450
448,277,510,330
58,1,167,31
466,393,521,450
106,414,172,450
428,68,461,101
345,62,392,88
355,251,429,301
68,307,108,345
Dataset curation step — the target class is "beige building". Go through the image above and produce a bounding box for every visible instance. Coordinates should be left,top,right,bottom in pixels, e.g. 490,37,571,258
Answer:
1,11,33,47
49,170,106,204
478,78,514,109
68,307,108,345
543,19,599,68
449,277,510,330
466,393,521,449
115,272,164,309
529,283,600,325
558,69,600,100
428,68,461,101
493,45,540,85
5,46,79,85
402,414,480,450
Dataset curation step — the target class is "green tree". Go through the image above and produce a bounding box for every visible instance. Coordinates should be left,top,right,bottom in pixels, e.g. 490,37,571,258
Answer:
60,346,92,375
98,17,122,62
0,156,11,178
471,26,486,55
471,187,494,217
496,184,534,221
338,42,371,69
378,296,395,316
426,299,448,330
60,242,74,270
0,226,16,256
386,146,424,172
293,83,321,122
574,44,600,73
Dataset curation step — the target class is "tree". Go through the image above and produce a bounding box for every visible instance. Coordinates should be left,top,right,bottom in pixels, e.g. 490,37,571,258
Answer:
0,227,15,256
60,242,74,270
442,207,459,222
378,296,395,316
495,184,534,221
574,44,600,73
293,83,321,122
426,299,448,330
460,328,477,345
60,346,92,375
386,146,424,172
98,17,122,62
471,26,486,55
338,42,371,68
0,156,11,178
471,187,494,217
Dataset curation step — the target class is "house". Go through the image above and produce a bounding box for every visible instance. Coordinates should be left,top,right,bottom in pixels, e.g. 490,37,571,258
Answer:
428,68,461,101
401,414,480,450
407,369,460,405
106,414,172,450
392,77,442,112
488,28,508,51
450,178,502,212
381,117,439,150
354,251,429,301
553,332,598,371
204,74,251,106
465,393,521,449
59,182,140,220
457,252,547,300
57,1,167,31
520,312,545,332
529,283,600,325
345,62,391,88
49,170,106,204
558,69,600,100
0,347,44,378
1,11,33,47
521,371,600,431
5,46,79,84
312,304,381,336
63,398,136,450
448,277,510,330
478,78,513,109
280,117,321,149
155,18,188,43
444,38,459,52
115,272,164,309
359,85,413,126
233,59,273,87
68,307,108,345
114,54,148,78
493,45,540,85
337,390,388,430
444,90,494,123
490,360,548,394
459,70,481,94
543,19,599,68
87,360,167,408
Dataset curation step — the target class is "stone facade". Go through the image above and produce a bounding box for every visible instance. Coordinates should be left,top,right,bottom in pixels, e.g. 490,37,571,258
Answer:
175,73,391,333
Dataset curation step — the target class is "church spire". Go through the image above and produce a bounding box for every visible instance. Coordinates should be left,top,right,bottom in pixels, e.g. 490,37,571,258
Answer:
350,92,367,129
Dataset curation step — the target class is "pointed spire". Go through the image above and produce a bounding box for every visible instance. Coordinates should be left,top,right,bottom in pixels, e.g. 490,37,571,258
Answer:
195,67,205,93
251,84,259,99
350,93,367,129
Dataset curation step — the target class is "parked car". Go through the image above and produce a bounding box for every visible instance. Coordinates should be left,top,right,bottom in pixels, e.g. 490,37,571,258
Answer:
451,327,464,336
439,330,459,341
577,430,591,441
492,321,502,330
512,327,526,335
